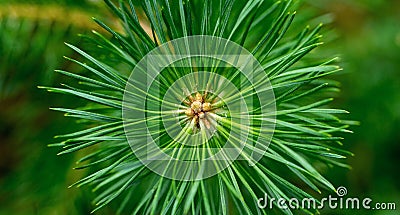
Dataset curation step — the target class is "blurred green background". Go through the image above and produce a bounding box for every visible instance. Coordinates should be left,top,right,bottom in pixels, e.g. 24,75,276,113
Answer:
0,0,399,214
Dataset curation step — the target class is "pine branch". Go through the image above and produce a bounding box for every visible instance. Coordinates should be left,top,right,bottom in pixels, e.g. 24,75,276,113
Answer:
43,0,355,214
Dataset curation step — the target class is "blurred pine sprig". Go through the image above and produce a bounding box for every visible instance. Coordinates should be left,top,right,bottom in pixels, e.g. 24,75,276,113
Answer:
0,1,110,214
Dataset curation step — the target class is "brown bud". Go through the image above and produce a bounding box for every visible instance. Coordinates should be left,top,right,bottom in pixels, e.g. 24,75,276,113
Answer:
193,115,199,125
185,108,194,117
191,101,202,113
202,102,211,112
195,92,203,102
198,112,205,119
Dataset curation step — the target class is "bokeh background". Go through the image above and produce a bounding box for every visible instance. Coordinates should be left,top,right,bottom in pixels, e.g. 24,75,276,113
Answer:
0,0,399,214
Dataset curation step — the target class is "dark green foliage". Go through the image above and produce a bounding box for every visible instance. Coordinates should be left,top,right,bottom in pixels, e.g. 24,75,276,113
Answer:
0,2,105,214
